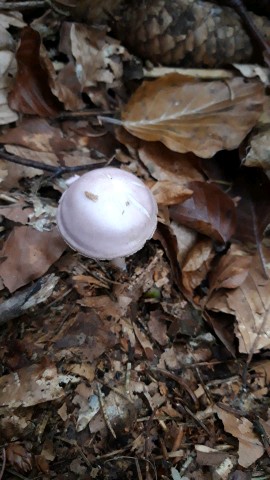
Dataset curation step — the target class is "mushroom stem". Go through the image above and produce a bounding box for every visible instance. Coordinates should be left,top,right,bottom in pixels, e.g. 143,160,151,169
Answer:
110,257,127,270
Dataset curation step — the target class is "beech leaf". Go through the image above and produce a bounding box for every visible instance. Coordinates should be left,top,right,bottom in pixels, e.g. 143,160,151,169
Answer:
215,406,264,468
121,74,264,158
169,181,236,244
9,27,62,116
208,246,253,291
207,248,270,353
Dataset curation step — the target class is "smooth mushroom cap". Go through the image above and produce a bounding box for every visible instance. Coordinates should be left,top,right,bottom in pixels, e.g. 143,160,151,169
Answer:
57,167,158,260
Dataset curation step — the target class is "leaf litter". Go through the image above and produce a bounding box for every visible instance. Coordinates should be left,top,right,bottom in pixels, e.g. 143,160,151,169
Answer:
0,1,270,479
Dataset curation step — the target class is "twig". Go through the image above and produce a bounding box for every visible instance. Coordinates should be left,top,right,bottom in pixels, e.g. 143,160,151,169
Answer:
97,379,134,405
0,148,107,176
135,458,143,480
0,0,70,15
55,109,115,121
0,449,6,480
55,436,92,468
149,367,199,408
183,404,211,436
0,1,45,8
228,0,270,66
0,274,58,325
103,456,157,480
125,362,131,396
97,383,117,439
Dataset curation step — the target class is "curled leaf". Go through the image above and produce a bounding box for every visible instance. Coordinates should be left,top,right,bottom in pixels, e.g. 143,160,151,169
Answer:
169,181,236,244
122,74,264,158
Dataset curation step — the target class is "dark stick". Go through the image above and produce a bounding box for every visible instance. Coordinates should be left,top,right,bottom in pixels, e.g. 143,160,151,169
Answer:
0,274,58,325
228,0,270,66
0,148,107,177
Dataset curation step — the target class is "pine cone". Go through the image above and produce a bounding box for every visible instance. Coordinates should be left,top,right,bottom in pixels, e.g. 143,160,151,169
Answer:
111,0,270,67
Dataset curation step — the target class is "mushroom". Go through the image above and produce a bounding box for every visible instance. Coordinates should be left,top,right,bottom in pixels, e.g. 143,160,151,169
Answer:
57,167,158,269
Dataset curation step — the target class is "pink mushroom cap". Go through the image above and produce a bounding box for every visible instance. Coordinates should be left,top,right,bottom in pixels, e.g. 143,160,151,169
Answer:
57,167,158,260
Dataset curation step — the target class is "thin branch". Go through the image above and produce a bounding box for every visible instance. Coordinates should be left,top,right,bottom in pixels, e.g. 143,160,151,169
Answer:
228,0,270,66
97,383,117,439
0,449,6,480
55,110,116,121
0,1,45,8
0,148,107,176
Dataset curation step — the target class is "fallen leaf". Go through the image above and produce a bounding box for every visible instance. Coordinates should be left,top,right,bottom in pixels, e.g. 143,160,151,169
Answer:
182,238,214,293
0,226,66,292
243,128,270,173
215,406,264,467
138,141,203,183
148,310,169,346
133,323,154,360
0,198,32,224
233,169,270,252
151,180,192,206
6,443,32,473
69,23,127,87
0,362,77,408
207,248,270,353
0,71,18,125
122,74,264,158
52,311,118,363
170,181,236,244
0,118,75,152
9,27,62,116
208,245,252,292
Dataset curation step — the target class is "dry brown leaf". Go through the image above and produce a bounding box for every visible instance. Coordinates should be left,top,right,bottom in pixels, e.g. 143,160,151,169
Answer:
122,74,264,158
170,181,236,244
0,226,66,292
215,406,264,467
9,27,63,116
52,311,118,363
151,180,192,206
252,360,270,384
69,23,127,88
182,238,214,293
242,127,270,174
208,245,253,292
0,198,33,224
0,362,76,409
0,73,18,125
148,310,169,346
207,248,270,353
0,118,75,152
133,323,154,360
6,443,32,473
138,141,203,184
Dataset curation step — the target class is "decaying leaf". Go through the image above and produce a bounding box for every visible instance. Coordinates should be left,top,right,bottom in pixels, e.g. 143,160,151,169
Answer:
9,27,63,116
69,23,128,88
233,169,270,248
122,74,264,158
138,142,203,183
182,238,215,293
215,406,264,467
0,226,66,292
208,246,252,292
170,181,236,244
151,180,192,206
207,248,270,353
242,127,270,177
6,443,32,473
0,362,77,409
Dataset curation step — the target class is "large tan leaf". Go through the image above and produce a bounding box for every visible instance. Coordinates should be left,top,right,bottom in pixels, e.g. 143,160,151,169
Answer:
207,248,270,354
121,74,264,158
169,181,236,243
215,406,264,468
